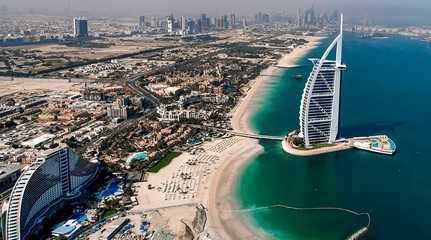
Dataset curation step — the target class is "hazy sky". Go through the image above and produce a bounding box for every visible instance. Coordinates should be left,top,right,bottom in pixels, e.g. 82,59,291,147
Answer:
2,0,431,25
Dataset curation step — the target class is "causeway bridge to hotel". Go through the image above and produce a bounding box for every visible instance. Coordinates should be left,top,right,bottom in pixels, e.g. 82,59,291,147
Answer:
187,124,284,141
229,131,284,141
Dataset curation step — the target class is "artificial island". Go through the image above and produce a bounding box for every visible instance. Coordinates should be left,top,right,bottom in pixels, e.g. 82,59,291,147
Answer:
282,15,397,156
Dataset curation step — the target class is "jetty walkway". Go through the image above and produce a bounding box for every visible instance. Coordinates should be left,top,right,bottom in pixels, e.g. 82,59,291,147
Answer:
186,124,284,141
229,131,284,141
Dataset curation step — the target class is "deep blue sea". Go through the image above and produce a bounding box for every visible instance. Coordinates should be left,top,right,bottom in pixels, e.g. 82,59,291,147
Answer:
236,32,431,239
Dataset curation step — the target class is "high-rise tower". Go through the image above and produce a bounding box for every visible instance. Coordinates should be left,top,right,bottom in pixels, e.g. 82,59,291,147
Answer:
139,16,146,28
2,147,99,239
181,16,187,34
299,14,346,147
73,17,88,38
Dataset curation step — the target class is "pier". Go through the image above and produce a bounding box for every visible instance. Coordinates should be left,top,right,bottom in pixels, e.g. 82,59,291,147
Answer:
229,131,284,141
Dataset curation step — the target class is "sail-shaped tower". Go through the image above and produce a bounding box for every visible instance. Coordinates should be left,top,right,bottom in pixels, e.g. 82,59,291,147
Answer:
299,14,346,147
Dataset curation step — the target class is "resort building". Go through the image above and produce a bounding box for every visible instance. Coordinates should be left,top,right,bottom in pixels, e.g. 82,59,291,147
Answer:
299,15,346,147
1,146,99,240
157,104,211,122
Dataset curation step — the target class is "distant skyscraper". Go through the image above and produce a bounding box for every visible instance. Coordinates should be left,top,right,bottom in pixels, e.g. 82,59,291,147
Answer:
209,17,216,28
299,15,345,147
216,17,224,29
73,17,88,38
167,17,173,34
230,14,236,29
255,12,270,24
262,13,270,23
242,17,247,28
297,9,303,27
330,10,340,24
200,14,208,30
304,7,317,26
181,16,187,34
188,19,197,33
139,16,145,28
150,16,158,28
223,15,229,29
255,12,261,23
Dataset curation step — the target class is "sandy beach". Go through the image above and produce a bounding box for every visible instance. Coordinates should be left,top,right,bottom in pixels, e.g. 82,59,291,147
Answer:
128,36,323,239
207,36,323,239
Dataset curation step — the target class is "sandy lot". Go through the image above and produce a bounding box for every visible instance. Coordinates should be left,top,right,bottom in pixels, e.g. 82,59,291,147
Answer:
0,77,89,96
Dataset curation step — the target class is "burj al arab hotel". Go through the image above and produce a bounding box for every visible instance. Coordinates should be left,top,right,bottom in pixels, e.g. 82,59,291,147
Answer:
299,15,346,147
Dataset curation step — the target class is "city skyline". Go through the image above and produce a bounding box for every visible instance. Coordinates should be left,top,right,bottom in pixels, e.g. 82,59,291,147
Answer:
1,0,431,26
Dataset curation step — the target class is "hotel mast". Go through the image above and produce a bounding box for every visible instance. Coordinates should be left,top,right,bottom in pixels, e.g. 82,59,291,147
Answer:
299,14,346,147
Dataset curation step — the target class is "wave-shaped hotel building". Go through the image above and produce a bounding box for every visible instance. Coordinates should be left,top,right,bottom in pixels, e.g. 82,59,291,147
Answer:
298,15,346,147
283,14,396,156
1,147,99,240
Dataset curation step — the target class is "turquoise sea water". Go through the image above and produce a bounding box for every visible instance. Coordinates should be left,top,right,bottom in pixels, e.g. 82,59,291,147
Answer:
236,32,431,239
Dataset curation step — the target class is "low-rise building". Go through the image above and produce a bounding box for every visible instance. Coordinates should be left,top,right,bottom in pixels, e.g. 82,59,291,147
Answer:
157,105,210,122
107,105,128,120
21,133,56,148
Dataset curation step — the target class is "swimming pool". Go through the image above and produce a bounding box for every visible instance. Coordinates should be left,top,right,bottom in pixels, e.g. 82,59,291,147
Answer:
131,152,147,161
71,213,88,223
52,213,87,237
371,139,380,148
96,180,123,200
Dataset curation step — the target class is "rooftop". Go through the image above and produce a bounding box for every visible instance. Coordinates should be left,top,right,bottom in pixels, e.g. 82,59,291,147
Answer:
0,164,22,181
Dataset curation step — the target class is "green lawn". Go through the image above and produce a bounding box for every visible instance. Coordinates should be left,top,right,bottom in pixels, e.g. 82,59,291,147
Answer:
148,151,182,173
101,209,118,219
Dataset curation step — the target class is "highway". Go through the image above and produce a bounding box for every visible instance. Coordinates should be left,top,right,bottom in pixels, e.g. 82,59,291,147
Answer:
127,75,161,106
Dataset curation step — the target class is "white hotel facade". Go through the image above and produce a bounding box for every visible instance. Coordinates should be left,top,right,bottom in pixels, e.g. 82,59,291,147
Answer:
2,147,99,240
299,15,346,147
